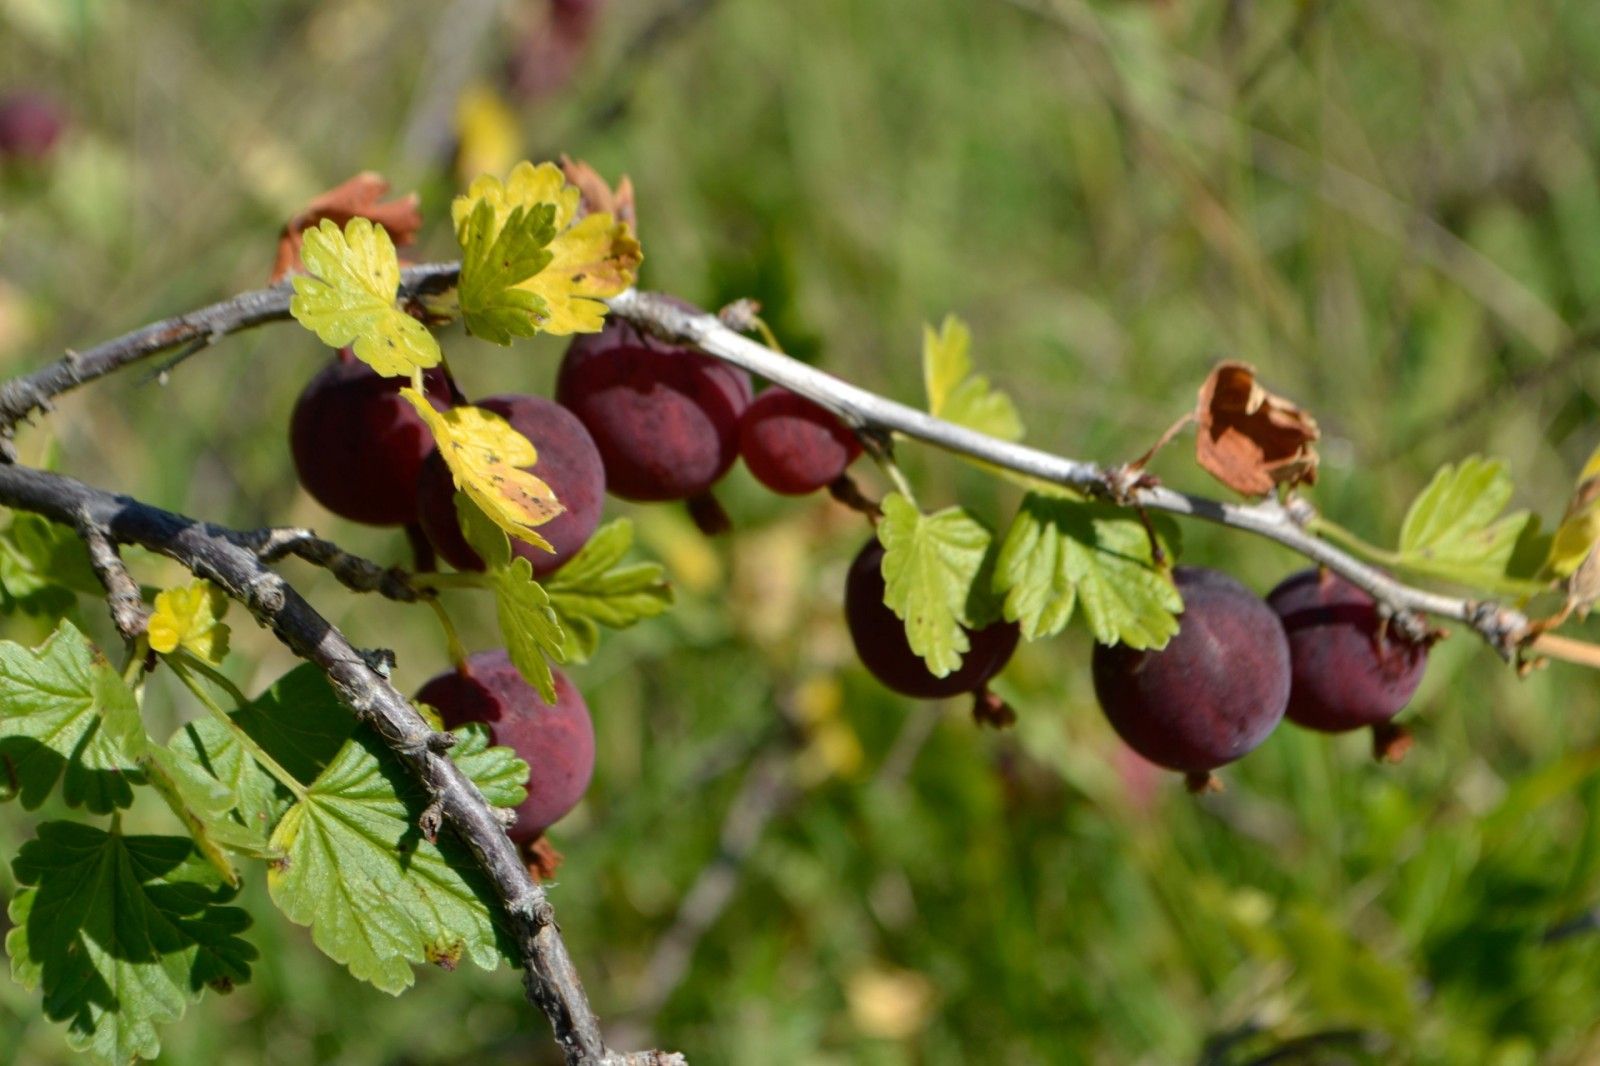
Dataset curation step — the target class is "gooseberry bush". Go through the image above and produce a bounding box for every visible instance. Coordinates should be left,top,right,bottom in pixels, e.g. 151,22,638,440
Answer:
1,156,1599,1066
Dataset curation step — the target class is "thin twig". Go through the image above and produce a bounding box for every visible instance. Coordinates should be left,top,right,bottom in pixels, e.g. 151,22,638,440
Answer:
0,267,1547,662
228,526,421,602
0,264,460,438
605,288,1534,658
0,462,677,1066
76,518,150,641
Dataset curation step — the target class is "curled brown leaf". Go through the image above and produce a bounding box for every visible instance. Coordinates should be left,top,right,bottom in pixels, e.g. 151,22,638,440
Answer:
271,172,422,283
1194,361,1319,497
559,154,636,229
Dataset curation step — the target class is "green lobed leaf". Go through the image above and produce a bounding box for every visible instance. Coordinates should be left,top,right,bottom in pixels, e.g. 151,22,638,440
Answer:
544,519,673,662
138,743,278,883
0,514,102,618
455,198,557,344
288,217,442,377
265,724,526,993
993,495,1182,649
922,315,1023,441
0,621,146,812
168,663,358,852
7,821,255,1065
877,493,996,677
457,495,565,700
1395,456,1544,591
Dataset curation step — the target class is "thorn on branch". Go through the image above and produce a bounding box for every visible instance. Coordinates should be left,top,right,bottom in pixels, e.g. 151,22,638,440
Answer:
359,647,398,678
716,297,761,332
419,800,445,844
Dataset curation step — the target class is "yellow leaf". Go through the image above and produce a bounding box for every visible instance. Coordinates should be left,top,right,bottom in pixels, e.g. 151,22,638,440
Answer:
453,84,520,189
450,161,641,336
401,390,562,551
147,581,230,663
289,217,442,376
1546,442,1600,581
920,314,1023,442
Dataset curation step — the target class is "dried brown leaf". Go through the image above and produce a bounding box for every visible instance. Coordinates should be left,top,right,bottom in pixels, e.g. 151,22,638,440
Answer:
271,172,422,283
559,154,636,229
1194,361,1320,496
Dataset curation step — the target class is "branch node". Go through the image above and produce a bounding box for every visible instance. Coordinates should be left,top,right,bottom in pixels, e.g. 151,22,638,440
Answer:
359,647,398,678
418,800,445,844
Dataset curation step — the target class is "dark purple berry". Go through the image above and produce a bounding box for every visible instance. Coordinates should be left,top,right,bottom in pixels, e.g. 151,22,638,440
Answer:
1092,566,1289,774
0,92,64,162
739,387,862,496
416,650,594,843
288,352,451,526
556,313,751,503
844,539,1019,699
1267,568,1428,733
417,394,605,577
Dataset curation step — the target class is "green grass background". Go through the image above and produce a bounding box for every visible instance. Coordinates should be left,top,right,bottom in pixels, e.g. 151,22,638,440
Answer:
5,0,1600,1062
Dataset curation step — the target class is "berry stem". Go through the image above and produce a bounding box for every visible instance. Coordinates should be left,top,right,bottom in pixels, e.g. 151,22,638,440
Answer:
1527,632,1600,670
425,596,472,672
168,656,308,801
405,522,437,574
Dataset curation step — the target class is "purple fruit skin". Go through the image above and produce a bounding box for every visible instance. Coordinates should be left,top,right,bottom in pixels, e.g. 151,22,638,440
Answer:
1267,568,1428,733
845,539,1019,699
1092,566,1290,773
556,314,752,502
289,358,451,526
417,394,606,577
416,650,595,842
0,93,64,161
739,387,862,496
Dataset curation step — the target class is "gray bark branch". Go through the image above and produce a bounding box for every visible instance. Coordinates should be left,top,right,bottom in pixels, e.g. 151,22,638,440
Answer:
0,462,676,1066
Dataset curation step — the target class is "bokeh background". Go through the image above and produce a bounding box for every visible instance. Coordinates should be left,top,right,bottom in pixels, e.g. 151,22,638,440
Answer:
5,0,1600,1062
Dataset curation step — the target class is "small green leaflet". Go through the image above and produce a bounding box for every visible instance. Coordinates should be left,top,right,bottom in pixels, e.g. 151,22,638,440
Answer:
544,519,673,662
0,514,102,618
455,198,557,344
922,314,1023,441
266,725,526,993
7,822,255,1065
0,621,145,812
168,663,359,853
877,493,997,677
0,513,101,594
1395,456,1545,592
288,217,441,377
993,495,1181,649
457,495,565,701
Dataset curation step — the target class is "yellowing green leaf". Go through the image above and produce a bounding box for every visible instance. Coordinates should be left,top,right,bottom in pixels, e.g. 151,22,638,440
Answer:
1545,442,1600,579
877,493,995,677
1395,456,1543,592
147,581,230,662
921,315,1022,441
402,392,562,552
451,161,641,336
544,519,673,662
454,197,555,344
289,217,442,376
993,495,1181,648
457,497,565,702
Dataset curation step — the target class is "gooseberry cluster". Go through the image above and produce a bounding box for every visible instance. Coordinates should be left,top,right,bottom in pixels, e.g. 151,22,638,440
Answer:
288,296,1430,822
1092,565,1432,787
285,303,892,844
